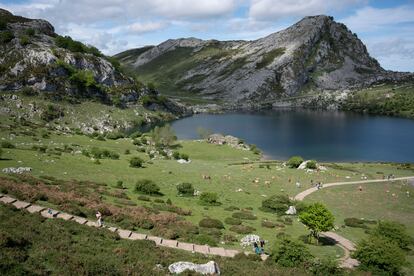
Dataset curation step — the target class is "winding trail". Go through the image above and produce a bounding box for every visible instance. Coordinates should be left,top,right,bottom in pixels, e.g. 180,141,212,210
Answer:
294,175,414,268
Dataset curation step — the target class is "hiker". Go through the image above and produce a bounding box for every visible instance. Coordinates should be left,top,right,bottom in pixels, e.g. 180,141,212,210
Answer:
253,242,261,254
96,211,102,227
260,239,265,254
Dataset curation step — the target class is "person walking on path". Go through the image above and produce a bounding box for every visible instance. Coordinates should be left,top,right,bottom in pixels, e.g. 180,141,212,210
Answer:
96,211,102,227
260,239,265,254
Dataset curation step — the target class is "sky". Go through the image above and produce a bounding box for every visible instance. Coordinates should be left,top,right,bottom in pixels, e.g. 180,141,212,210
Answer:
1,0,413,72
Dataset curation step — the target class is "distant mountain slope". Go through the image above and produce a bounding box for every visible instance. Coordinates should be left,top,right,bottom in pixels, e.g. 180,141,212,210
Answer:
116,15,413,107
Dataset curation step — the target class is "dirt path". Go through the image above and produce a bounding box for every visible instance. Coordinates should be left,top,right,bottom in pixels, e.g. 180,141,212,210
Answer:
294,175,414,268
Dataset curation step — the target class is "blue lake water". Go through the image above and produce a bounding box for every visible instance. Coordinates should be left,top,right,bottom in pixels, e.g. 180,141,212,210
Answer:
171,110,414,162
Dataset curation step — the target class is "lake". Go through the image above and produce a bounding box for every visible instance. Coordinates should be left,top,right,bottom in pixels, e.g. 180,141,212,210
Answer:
171,110,414,162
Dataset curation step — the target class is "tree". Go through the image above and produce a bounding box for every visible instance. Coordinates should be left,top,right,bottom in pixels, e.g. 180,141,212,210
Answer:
129,157,144,168
272,237,312,267
176,183,194,196
353,236,406,275
299,203,335,244
372,221,412,249
196,127,212,139
306,160,317,169
287,156,304,168
150,124,177,147
199,192,220,206
135,179,160,195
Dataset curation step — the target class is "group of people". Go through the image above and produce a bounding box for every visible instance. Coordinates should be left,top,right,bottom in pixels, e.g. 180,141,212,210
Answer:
253,240,266,255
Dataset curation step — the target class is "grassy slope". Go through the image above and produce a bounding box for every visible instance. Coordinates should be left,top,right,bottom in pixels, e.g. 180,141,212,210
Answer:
0,204,308,275
304,180,414,271
342,82,414,119
1,124,414,259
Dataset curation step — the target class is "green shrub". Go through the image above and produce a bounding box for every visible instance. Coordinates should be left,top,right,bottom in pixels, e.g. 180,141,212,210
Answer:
224,206,240,211
172,151,180,160
0,30,14,43
70,70,97,89
261,220,277,228
1,141,15,149
344,217,367,229
229,225,256,234
137,195,151,202
114,180,123,189
306,160,317,170
261,194,291,214
224,217,242,225
199,192,220,206
180,153,189,161
135,179,160,195
124,149,130,155
154,199,164,204
129,157,144,168
90,147,119,160
372,221,412,249
287,156,304,168
106,132,125,140
129,131,141,139
193,234,218,247
40,104,64,122
25,28,35,36
272,237,312,267
19,35,30,46
176,182,194,196
353,235,406,275
232,211,257,220
199,218,224,229
309,258,342,275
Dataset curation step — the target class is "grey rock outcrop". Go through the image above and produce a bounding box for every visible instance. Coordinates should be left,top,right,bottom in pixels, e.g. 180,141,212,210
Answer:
168,261,220,275
2,167,32,174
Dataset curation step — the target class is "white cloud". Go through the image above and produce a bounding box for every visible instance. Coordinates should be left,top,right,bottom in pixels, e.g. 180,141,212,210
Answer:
249,0,365,20
128,22,167,34
341,5,414,32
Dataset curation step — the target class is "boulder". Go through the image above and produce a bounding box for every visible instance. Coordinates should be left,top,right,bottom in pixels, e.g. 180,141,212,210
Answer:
168,261,220,275
2,167,32,174
240,234,260,247
285,206,297,215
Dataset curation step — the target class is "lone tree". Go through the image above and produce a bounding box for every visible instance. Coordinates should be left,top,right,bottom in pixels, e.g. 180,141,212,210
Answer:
299,203,335,244
287,156,304,168
150,124,177,147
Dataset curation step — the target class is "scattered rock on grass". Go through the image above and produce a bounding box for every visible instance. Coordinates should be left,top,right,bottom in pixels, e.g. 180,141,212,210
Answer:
168,261,220,275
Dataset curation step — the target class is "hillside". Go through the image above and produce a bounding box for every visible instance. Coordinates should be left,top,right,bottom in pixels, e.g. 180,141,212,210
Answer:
0,8,189,133
116,15,413,109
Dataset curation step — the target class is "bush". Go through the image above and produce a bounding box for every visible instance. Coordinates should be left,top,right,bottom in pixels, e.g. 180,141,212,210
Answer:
344,217,367,229
0,30,14,43
309,258,342,276
90,147,119,160
287,156,304,168
25,28,35,36
229,225,256,234
154,199,164,204
199,192,220,206
129,131,141,139
193,234,218,247
261,194,291,215
106,132,125,140
135,179,160,195
199,218,224,229
306,160,317,170
261,220,276,228
172,151,180,160
224,217,242,225
70,70,97,89
180,153,189,161
114,180,123,189
19,35,30,46
129,157,144,168
232,211,257,220
353,236,406,275
176,183,194,196
224,206,240,211
372,221,412,249
272,238,312,267
124,149,130,155
41,104,64,121
1,141,15,149
137,195,151,202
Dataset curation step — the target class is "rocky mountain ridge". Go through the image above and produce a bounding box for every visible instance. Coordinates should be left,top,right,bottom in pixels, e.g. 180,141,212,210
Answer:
0,8,188,116
117,15,413,108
